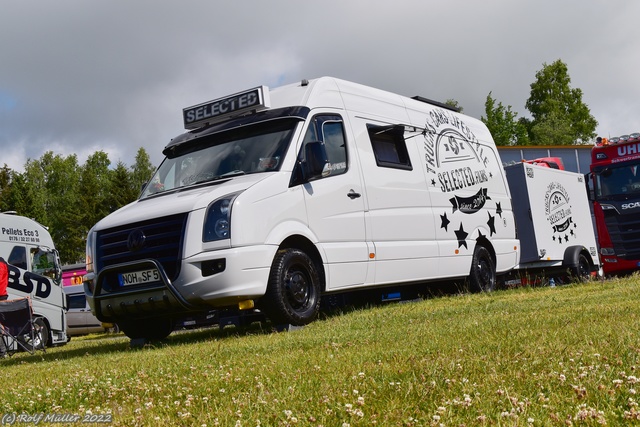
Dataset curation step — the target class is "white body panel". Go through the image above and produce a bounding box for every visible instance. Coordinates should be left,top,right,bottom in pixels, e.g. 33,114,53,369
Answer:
0,213,67,345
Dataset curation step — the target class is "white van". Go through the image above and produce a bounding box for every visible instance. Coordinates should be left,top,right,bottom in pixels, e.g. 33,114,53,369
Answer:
85,77,521,340
0,212,68,346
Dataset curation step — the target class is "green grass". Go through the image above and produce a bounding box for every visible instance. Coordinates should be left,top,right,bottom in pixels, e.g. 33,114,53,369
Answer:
3,275,640,426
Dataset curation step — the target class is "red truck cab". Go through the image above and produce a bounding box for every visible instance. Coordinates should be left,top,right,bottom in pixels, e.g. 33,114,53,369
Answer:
590,133,640,275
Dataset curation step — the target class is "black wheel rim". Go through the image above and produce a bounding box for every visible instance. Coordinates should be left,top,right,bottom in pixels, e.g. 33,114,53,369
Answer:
284,264,311,310
478,255,494,291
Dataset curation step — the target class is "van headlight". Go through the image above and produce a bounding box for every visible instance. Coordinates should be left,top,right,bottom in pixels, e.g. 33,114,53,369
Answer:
203,193,241,242
85,228,95,273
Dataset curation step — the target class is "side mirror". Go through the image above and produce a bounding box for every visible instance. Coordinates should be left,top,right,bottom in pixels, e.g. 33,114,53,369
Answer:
585,172,595,201
290,141,330,187
304,141,329,181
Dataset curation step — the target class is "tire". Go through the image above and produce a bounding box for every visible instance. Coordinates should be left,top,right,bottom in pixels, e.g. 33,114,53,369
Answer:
19,317,48,351
261,248,321,326
469,245,496,292
570,253,591,282
119,318,174,340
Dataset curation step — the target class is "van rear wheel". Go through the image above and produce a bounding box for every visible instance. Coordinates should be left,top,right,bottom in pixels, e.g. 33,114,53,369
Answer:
469,245,496,292
262,248,321,326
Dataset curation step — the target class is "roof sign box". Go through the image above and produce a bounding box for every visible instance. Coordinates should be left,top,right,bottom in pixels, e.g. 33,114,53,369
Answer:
183,86,271,130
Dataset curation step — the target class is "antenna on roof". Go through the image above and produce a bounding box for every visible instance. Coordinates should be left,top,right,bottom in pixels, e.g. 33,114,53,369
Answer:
411,96,460,112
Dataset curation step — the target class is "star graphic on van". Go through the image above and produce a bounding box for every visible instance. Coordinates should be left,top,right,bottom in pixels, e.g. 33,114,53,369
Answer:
496,202,503,218
487,212,496,236
455,223,468,249
440,212,450,231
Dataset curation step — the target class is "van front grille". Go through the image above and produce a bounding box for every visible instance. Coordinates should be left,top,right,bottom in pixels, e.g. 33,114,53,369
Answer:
95,213,187,281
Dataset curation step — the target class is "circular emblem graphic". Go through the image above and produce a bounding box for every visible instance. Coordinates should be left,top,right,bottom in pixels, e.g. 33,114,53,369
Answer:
127,229,146,252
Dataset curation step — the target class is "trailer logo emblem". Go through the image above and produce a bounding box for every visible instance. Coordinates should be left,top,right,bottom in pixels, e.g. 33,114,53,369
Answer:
545,182,577,244
127,229,146,252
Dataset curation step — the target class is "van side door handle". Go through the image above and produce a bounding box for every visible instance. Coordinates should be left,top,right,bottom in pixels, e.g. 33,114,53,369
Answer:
347,190,361,199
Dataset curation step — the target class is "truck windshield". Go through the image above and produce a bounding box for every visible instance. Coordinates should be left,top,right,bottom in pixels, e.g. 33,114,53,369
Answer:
141,118,298,199
596,165,640,199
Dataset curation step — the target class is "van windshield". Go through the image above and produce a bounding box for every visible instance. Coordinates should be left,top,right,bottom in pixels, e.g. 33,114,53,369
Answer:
141,118,298,199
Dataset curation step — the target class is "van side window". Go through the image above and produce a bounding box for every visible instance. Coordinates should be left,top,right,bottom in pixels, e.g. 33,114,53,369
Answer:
302,115,348,177
367,124,412,170
8,246,27,270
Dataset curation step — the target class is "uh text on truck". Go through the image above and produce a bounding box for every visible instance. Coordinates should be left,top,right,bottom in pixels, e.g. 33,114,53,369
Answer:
590,132,640,275
0,212,68,348
84,77,596,342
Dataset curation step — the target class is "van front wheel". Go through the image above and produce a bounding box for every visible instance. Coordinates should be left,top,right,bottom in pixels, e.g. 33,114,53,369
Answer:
469,245,496,292
262,249,321,326
119,318,174,340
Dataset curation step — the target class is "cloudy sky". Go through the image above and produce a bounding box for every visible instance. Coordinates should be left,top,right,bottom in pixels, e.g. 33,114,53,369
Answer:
1,1,638,172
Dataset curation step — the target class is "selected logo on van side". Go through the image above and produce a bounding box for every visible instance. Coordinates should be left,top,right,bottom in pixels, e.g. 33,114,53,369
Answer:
421,108,500,249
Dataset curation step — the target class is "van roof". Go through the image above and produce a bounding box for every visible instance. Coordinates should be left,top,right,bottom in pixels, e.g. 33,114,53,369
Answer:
0,212,55,248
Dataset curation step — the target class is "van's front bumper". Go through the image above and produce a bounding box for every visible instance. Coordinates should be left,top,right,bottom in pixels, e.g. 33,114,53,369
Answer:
85,244,277,323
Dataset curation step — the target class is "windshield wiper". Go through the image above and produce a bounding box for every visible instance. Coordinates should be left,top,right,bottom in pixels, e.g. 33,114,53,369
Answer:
185,170,246,188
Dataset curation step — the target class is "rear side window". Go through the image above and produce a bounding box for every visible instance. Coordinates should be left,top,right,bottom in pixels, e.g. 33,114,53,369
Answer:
367,124,412,170
67,294,87,310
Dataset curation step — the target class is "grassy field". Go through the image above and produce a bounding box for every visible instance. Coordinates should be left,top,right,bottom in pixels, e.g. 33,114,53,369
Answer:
2,275,640,426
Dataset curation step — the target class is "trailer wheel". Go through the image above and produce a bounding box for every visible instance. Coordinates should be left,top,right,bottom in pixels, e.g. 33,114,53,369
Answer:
469,245,496,292
119,318,174,340
570,253,591,282
262,248,321,326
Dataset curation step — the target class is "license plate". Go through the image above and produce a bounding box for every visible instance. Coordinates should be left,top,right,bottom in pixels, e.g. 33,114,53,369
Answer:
118,269,160,286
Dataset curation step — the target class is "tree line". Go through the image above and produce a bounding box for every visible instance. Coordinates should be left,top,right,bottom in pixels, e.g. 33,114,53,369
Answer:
0,149,155,265
0,59,598,265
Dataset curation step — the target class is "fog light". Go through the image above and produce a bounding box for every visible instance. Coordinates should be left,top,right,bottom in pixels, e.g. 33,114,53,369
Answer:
239,300,254,310
202,259,226,277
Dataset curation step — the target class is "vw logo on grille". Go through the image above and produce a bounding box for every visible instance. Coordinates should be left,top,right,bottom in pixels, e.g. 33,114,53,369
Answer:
127,229,146,252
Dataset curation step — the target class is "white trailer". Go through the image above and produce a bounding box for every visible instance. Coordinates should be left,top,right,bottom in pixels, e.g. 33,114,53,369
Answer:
0,212,68,347
505,162,600,280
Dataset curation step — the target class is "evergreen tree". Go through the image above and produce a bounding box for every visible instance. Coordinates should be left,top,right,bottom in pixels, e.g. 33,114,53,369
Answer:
130,148,155,196
78,151,112,250
107,161,136,212
0,165,14,212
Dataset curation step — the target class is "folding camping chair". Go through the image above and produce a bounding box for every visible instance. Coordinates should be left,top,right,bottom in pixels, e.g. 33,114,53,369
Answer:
0,297,46,357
